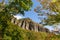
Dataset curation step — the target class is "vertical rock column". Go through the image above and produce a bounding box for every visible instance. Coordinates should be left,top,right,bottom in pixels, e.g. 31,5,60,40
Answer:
31,26,34,31
22,21,25,29
34,24,38,32
15,20,18,24
31,23,34,31
25,22,29,30
18,21,22,27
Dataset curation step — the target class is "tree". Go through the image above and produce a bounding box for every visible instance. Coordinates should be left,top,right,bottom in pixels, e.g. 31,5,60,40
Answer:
7,0,33,15
49,1,60,13
0,0,33,26
0,0,33,37
34,0,60,25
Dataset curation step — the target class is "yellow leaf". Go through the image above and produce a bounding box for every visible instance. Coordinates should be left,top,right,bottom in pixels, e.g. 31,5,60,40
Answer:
52,0,57,2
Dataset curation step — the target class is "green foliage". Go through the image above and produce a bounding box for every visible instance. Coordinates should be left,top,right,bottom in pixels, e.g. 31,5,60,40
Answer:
0,0,60,40
35,0,60,25
2,22,60,40
7,0,33,15
44,14,60,25
49,0,60,13
0,0,33,35
2,22,48,40
46,34,60,40
44,1,60,25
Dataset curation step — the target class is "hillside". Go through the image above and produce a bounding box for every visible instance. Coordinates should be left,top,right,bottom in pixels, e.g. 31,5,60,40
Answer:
2,21,60,40
3,22,47,40
11,17,49,32
0,17,60,40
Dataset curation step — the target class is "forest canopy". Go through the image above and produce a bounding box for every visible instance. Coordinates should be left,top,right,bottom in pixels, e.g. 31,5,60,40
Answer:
34,0,60,25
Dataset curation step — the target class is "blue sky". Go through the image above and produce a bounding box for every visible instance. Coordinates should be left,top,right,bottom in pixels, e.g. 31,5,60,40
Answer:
24,0,40,23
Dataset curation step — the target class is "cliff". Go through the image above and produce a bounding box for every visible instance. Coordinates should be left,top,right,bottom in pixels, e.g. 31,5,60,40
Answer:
11,17,49,32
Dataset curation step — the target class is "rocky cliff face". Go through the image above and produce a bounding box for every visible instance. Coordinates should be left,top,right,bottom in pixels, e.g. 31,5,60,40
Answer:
11,17,49,32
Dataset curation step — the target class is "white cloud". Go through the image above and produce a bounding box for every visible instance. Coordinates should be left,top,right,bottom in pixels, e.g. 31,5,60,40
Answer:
44,25,54,31
14,15,24,19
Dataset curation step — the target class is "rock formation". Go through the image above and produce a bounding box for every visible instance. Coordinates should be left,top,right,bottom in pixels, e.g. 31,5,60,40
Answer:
11,17,49,32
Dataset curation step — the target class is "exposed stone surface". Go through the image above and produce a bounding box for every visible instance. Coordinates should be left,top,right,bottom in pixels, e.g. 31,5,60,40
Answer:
11,17,49,32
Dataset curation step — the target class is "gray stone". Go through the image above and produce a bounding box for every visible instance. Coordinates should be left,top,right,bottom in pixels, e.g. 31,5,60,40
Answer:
11,17,49,32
